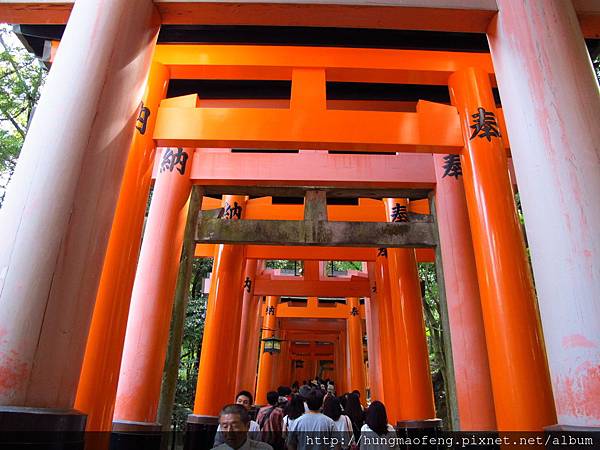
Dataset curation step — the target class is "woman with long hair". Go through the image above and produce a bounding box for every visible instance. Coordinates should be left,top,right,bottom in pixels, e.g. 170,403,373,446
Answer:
281,393,305,437
323,396,353,448
360,401,399,449
344,392,365,441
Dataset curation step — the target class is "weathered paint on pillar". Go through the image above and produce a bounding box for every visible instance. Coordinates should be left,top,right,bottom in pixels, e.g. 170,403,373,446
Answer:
372,252,401,423
449,67,556,430
235,260,261,396
75,62,170,432
488,0,600,427
255,296,279,406
0,0,159,408
113,148,194,423
347,298,367,401
193,200,248,416
364,267,384,403
384,198,436,421
433,154,496,430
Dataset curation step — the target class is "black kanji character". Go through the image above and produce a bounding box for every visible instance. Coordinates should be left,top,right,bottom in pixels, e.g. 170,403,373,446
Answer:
159,148,189,175
135,102,151,135
391,203,409,223
243,277,252,293
442,154,462,179
469,107,501,142
222,201,243,220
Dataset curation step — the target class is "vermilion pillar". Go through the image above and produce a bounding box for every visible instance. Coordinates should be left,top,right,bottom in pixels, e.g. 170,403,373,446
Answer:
276,332,291,387
449,67,556,430
347,298,367,401
192,196,248,417
488,0,600,428
75,62,170,432
0,1,159,430
372,251,401,423
339,329,349,394
384,198,436,421
333,341,342,391
113,148,195,427
364,269,384,403
255,296,279,405
433,154,496,430
235,260,261,396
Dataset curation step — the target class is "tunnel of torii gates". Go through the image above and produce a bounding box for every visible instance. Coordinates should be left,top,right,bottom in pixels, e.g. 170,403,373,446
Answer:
0,0,599,449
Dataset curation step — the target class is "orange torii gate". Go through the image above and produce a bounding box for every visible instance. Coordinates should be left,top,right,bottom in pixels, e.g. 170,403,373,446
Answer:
1,2,599,449
80,41,552,443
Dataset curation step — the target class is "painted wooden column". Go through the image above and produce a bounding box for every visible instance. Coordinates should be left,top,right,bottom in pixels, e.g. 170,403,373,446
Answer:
191,196,248,417
255,296,280,405
364,268,384,403
270,335,282,390
372,251,401,423
384,198,436,421
75,62,170,433
488,0,600,428
341,331,349,395
112,147,195,430
347,298,367,401
278,331,291,387
235,260,261,396
433,154,496,430
449,67,556,430
0,0,159,437
333,340,342,391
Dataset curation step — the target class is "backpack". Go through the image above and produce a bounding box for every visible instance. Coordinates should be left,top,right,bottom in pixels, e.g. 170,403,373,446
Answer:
259,407,285,450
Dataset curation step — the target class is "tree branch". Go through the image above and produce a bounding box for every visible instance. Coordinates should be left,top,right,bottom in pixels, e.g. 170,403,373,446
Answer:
0,104,25,138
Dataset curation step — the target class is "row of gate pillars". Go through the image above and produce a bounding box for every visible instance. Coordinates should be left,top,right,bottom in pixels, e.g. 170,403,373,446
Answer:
0,57,568,444
0,1,599,449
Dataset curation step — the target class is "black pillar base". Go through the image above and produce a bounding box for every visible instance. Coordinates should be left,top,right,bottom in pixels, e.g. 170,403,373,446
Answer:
110,420,162,450
184,415,218,450
0,406,86,450
395,419,443,450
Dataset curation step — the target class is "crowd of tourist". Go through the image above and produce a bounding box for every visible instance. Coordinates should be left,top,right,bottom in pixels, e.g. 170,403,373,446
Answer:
213,379,400,450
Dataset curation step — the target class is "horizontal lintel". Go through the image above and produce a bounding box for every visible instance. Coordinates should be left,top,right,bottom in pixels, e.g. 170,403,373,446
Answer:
255,278,370,299
195,218,437,247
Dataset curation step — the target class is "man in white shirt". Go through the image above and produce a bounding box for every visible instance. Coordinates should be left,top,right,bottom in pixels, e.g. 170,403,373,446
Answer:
214,390,260,446
212,404,273,450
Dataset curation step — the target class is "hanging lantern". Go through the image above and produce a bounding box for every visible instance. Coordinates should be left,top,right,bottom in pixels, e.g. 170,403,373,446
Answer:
262,336,282,354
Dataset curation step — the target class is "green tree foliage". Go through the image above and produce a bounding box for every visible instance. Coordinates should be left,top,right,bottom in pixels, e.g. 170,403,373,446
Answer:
171,257,212,431
418,262,448,425
0,26,45,188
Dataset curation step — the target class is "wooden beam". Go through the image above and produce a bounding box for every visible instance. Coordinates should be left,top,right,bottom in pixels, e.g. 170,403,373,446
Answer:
185,150,436,189
3,3,597,38
195,243,436,262
196,217,437,247
154,45,494,84
153,101,464,153
254,278,370,298
201,185,431,200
